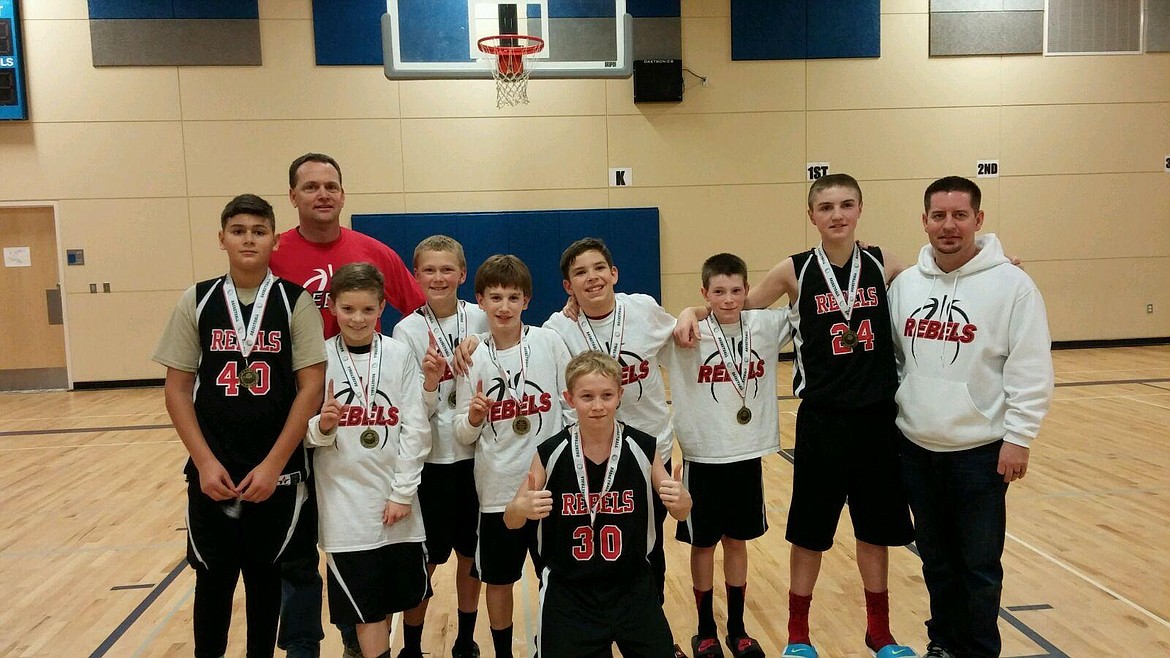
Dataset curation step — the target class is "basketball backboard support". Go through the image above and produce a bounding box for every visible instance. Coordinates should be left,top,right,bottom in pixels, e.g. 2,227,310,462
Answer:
382,0,632,79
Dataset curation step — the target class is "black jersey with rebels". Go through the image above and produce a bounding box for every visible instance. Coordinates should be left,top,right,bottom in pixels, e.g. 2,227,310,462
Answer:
191,275,306,481
789,246,898,407
536,425,657,585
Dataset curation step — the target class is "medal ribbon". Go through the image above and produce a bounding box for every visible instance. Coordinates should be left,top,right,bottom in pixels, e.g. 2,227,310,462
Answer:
221,270,275,359
335,334,382,422
576,301,625,360
705,315,752,403
422,300,465,360
814,243,862,324
570,421,625,526
486,328,531,404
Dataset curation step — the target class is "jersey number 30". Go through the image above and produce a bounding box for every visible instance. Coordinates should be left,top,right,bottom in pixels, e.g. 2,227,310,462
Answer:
571,524,622,561
216,361,271,396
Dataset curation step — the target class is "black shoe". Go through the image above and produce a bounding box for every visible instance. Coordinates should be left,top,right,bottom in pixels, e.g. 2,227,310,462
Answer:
452,641,481,658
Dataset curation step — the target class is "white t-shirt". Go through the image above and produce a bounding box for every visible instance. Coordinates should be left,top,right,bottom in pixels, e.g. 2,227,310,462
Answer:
453,326,573,512
664,309,792,464
306,334,431,553
544,293,677,462
393,301,489,464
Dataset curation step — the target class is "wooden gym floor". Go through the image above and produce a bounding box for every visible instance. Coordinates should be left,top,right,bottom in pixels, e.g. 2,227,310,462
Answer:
1,346,1167,657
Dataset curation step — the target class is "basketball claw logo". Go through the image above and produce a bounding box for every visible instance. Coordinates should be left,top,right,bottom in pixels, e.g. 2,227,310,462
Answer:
484,373,553,438
697,340,766,402
904,295,978,365
614,347,651,400
332,384,398,449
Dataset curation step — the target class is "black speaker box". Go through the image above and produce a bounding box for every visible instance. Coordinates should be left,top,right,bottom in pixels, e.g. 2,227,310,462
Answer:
633,59,683,103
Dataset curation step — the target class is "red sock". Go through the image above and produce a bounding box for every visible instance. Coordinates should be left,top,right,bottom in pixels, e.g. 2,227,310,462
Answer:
787,591,812,645
864,589,896,649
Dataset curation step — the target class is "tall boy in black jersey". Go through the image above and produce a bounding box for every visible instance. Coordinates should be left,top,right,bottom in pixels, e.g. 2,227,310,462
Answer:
153,194,326,658
505,351,692,658
675,175,916,658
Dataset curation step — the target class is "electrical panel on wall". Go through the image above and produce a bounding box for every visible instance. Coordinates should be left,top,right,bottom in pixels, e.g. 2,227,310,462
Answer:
0,0,27,120
633,59,683,103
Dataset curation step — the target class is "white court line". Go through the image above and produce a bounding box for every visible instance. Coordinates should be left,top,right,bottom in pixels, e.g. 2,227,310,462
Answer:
0,440,180,451
132,584,195,657
1006,531,1170,630
389,610,401,649
520,564,537,657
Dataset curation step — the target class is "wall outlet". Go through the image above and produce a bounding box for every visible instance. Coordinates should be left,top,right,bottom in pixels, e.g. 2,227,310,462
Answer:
89,283,97,294
102,282,111,293
1148,304,1155,314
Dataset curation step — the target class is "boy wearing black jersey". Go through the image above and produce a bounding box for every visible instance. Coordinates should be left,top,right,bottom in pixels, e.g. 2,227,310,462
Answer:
153,194,326,658
505,351,691,658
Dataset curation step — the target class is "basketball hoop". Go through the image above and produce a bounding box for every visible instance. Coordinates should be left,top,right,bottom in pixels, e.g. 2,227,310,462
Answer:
477,35,545,107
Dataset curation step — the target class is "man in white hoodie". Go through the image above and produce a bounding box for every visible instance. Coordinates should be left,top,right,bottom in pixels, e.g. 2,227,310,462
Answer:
888,176,1054,658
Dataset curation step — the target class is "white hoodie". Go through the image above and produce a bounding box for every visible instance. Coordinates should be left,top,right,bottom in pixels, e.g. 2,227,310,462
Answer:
888,234,1054,452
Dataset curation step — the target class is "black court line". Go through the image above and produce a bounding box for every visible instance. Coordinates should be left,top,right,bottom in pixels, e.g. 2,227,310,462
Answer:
0,423,172,438
1008,604,1054,612
90,558,188,658
1054,376,1170,388
111,584,155,591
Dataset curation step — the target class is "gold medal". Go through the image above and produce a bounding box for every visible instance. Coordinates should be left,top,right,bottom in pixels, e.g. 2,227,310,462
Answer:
841,329,859,349
448,391,458,408
513,416,531,435
736,406,752,425
360,428,379,448
239,366,259,389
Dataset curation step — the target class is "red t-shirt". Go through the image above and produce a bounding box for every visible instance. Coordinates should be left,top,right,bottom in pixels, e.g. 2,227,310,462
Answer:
270,227,425,337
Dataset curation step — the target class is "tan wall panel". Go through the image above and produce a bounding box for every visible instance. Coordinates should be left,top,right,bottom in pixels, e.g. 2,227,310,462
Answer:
807,14,1003,111
662,268,776,315
58,198,193,294
20,0,88,19
610,183,807,275
883,0,929,13
23,21,182,122
259,0,310,20
1002,104,1170,176
405,189,609,212
682,0,730,17
608,112,805,187
1002,54,1170,106
401,116,608,192
179,20,399,121
182,120,404,197
606,18,806,115
806,107,1000,181
1026,258,1170,341
1000,174,1170,261
0,122,187,200
67,291,181,381
400,79,607,119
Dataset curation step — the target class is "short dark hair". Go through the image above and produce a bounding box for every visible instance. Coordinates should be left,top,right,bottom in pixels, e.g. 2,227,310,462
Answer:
559,237,614,280
329,262,385,302
289,152,343,189
475,254,532,297
808,173,863,208
220,193,275,229
701,252,748,289
924,176,982,212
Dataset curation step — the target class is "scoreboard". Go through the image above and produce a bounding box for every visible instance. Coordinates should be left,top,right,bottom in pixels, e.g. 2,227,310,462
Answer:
0,0,27,121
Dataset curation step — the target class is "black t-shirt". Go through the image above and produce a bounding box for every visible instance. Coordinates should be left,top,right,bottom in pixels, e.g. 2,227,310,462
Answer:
789,246,898,407
536,424,657,584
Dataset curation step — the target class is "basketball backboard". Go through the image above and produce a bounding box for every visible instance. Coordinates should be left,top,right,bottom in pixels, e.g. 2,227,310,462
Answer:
382,0,632,79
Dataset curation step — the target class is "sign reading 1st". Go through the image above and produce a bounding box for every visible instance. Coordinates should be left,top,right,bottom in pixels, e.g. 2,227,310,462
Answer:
807,163,830,181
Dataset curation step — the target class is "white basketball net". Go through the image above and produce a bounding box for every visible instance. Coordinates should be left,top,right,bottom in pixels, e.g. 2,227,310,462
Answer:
485,53,533,107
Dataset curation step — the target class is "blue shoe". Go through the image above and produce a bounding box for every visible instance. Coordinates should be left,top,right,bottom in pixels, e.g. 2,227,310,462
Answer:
873,644,918,658
781,644,817,658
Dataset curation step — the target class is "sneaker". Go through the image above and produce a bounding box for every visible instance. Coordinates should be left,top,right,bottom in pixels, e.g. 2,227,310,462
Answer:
342,645,362,658
873,644,917,658
452,641,481,658
780,644,818,658
673,643,690,658
922,645,956,658
396,649,423,658
724,635,766,657
692,635,725,658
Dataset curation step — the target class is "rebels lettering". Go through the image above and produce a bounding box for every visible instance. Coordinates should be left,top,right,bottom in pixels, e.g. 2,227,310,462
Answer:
696,359,766,383
210,329,282,352
560,490,636,516
621,360,650,386
903,319,977,343
814,286,880,315
339,404,400,426
488,393,553,423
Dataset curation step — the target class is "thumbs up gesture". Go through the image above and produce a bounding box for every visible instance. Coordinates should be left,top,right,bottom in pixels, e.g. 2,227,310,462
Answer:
468,379,490,427
422,332,444,392
516,471,553,521
319,379,342,434
657,460,692,519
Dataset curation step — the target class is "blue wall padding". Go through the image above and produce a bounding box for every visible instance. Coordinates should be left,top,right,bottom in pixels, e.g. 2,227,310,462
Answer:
627,0,681,18
352,208,661,330
731,0,880,60
88,0,258,19
312,0,386,65
399,0,472,62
